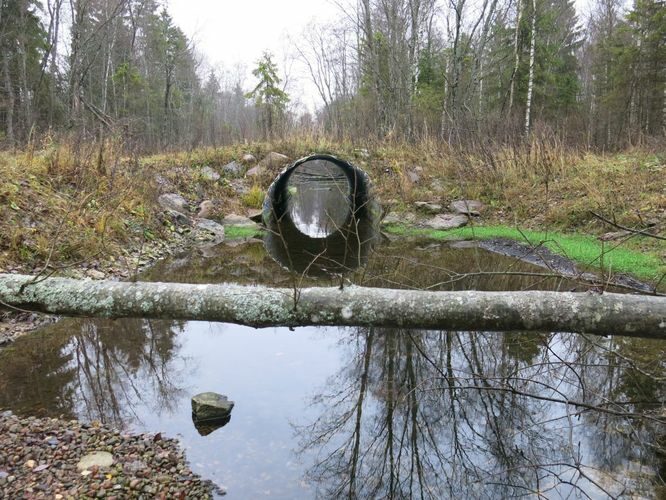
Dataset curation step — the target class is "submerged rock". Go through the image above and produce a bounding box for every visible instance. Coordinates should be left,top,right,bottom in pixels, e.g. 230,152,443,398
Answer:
192,415,231,436
191,392,234,422
158,193,189,215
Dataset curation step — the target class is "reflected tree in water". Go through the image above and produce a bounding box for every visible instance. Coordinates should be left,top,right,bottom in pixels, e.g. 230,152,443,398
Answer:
0,318,188,428
295,328,665,498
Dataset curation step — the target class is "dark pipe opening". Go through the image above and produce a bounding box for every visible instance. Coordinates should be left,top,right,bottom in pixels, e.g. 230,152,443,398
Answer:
263,154,379,276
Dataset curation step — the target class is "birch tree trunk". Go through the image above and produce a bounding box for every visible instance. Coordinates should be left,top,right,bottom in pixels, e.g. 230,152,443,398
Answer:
524,0,537,136
1,274,664,339
508,0,523,113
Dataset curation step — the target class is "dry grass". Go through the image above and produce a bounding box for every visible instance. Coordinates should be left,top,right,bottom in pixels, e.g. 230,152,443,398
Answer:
1,135,663,272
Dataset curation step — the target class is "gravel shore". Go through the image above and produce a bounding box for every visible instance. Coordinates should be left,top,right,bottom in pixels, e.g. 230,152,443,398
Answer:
0,411,219,499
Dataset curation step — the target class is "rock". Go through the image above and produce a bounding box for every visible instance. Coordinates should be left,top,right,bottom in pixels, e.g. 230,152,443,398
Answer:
196,200,214,219
241,153,257,165
222,161,244,177
449,200,484,216
245,152,289,179
191,392,234,422
247,209,264,224
76,451,114,471
424,214,469,230
222,214,259,228
353,148,370,159
163,209,191,226
245,165,261,178
200,166,220,182
86,269,105,280
158,194,189,215
414,201,443,214
381,213,402,225
192,415,231,436
194,219,225,243
258,152,289,170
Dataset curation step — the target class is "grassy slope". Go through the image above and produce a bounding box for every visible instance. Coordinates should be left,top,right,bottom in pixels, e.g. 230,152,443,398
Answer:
1,138,663,283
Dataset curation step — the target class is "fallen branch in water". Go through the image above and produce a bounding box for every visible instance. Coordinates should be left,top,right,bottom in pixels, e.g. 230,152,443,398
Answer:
0,273,665,339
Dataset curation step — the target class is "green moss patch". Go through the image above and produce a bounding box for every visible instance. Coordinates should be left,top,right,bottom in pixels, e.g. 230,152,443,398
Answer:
225,225,265,240
384,223,665,282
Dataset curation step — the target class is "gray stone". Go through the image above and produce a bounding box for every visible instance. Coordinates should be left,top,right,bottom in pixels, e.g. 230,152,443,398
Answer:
353,148,370,159
241,153,257,165
191,392,234,422
245,165,262,178
381,213,402,225
201,166,220,182
158,193,190,215
222,213,259,227
449,199,484,216
196,200,214,219
77,451,114,471
414,201,443,214
248,209,264,224
425,214,469,230
164,209,191,226
222,161,244,177
258,152,289,170
194,219,225,243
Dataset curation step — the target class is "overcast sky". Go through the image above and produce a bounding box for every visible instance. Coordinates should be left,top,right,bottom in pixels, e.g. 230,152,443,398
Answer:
168,0,340,112
168,0,595,113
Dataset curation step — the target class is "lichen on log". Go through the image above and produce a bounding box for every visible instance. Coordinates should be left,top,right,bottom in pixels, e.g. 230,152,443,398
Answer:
0,273,665,339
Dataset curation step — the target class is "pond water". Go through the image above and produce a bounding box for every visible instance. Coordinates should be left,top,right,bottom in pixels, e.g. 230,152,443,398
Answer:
0,236,664,498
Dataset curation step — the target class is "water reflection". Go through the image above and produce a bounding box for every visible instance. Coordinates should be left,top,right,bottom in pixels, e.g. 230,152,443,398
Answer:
0,318,187,427
0,240,664,498
286,159,352,238
295,328,666,499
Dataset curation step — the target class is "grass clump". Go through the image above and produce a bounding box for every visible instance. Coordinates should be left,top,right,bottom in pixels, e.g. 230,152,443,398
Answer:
241,185,265,209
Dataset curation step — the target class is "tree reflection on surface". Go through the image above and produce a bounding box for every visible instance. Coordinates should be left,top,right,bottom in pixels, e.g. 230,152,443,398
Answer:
295,328,665,499
0,318,187,427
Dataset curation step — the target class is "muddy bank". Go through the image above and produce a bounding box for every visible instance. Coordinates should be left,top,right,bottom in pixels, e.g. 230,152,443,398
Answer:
0,412,221,499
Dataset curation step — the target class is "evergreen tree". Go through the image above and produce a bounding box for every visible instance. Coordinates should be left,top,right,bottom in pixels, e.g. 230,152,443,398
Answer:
245,52,289,139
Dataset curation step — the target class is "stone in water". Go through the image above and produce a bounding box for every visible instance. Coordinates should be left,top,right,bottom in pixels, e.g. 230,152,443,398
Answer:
191,392,234,422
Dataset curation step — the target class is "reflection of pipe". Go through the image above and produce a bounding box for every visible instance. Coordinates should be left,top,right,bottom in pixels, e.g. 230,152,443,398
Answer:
264,213,379,276
263,154,373,225
262,154,380,276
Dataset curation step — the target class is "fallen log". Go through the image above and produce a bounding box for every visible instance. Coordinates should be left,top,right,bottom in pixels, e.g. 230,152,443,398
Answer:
0,273,665,339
